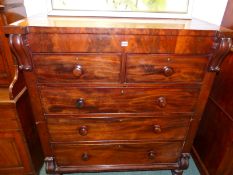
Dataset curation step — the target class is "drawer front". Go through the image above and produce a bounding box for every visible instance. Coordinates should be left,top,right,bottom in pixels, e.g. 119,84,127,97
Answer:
125,35,214,54
34,54,122,83
47,116,190,142
126,55,208,83
40,87,199,114
28,34,123,53
52,142,183,166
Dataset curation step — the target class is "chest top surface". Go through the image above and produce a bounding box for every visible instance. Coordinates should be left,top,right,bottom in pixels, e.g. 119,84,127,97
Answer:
5,16,233,36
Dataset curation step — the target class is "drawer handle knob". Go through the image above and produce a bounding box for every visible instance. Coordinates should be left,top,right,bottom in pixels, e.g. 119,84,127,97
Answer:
73,64,83,77
76,98,85,108
163,66,174,77
153,125,162,133
79,126,88,136
148,151,156,160
157,96,167,108
81,152,89,161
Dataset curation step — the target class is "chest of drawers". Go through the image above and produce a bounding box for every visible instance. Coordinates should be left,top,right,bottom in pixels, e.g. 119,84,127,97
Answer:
5,17,233,175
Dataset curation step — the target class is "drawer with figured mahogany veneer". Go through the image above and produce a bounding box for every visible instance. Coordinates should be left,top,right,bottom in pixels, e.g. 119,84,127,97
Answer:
33,54,122,83
47,116,190,142
39,86,199,114
52,141,183,166
28,34,214,54
126,55,208,83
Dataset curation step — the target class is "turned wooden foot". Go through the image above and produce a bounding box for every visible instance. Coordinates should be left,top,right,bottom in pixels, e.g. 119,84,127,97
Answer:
171,153,190,175
171,169,183,175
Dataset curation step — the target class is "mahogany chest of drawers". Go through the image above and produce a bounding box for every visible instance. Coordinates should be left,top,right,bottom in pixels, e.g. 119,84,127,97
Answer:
5,17,233,175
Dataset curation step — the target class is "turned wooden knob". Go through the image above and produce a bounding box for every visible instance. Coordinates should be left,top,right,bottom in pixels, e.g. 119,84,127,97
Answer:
81,152,89,161
157,96,167,108
79,126,88,136
163,66,174,77
148,150,156,160
153,125,161,133
73,64,83,77
76,98,85,109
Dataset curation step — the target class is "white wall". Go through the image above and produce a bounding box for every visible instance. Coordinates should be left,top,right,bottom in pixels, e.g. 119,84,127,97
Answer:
192,0,228,25
24,0,47,17
24,0,228,26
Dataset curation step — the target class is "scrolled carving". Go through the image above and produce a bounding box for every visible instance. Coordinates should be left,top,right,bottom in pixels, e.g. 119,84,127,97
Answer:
208,37,232,72
9,34,32,71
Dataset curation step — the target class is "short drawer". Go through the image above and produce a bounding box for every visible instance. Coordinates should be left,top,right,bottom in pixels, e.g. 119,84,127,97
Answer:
40,86,199,114
33,54,122,83
126,55,208,83
52,142,183,166
47,116,190,142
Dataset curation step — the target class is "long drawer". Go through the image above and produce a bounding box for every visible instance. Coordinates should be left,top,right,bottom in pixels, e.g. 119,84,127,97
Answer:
28,34,214,54
52,141,183,166
47,116,190,142
33,54,122,83
39,86,199,114
126,54,208,83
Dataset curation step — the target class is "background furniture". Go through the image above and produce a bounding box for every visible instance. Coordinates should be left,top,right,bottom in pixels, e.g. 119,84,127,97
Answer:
0,1,43,174
192,0,233,174
5,17,232,175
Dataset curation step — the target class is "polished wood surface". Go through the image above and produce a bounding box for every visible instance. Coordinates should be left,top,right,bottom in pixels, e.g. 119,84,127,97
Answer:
192,1,233,175
0,2,43,174
0,89,43,175
126,55,208,83
5,16,233,175
40,86,199,114
47,116,190,142
34,54,122,83
53,142,183,166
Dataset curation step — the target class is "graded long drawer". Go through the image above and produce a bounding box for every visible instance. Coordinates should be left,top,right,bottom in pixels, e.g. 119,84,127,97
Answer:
126,55,208,83
47,116,190,142
33,54,122,83
52,141,183,166
39,86,199,114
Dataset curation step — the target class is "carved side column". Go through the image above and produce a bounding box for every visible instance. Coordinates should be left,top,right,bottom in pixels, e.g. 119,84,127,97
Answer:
171,153,190,175
9,34,32,71
208,36,232,72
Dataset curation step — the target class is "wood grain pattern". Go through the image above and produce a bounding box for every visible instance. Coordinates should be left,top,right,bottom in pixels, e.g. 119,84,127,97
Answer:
0,131,32,174
0,103,18,129
27,33,215,54
40,86,199,114
126,54,208,83
4,16,233,175
194,99,233,175
33,54,122,83
28,34,124,53
52,141,183,166
124,35,215,54
192,5,233,175
47,116,190,142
